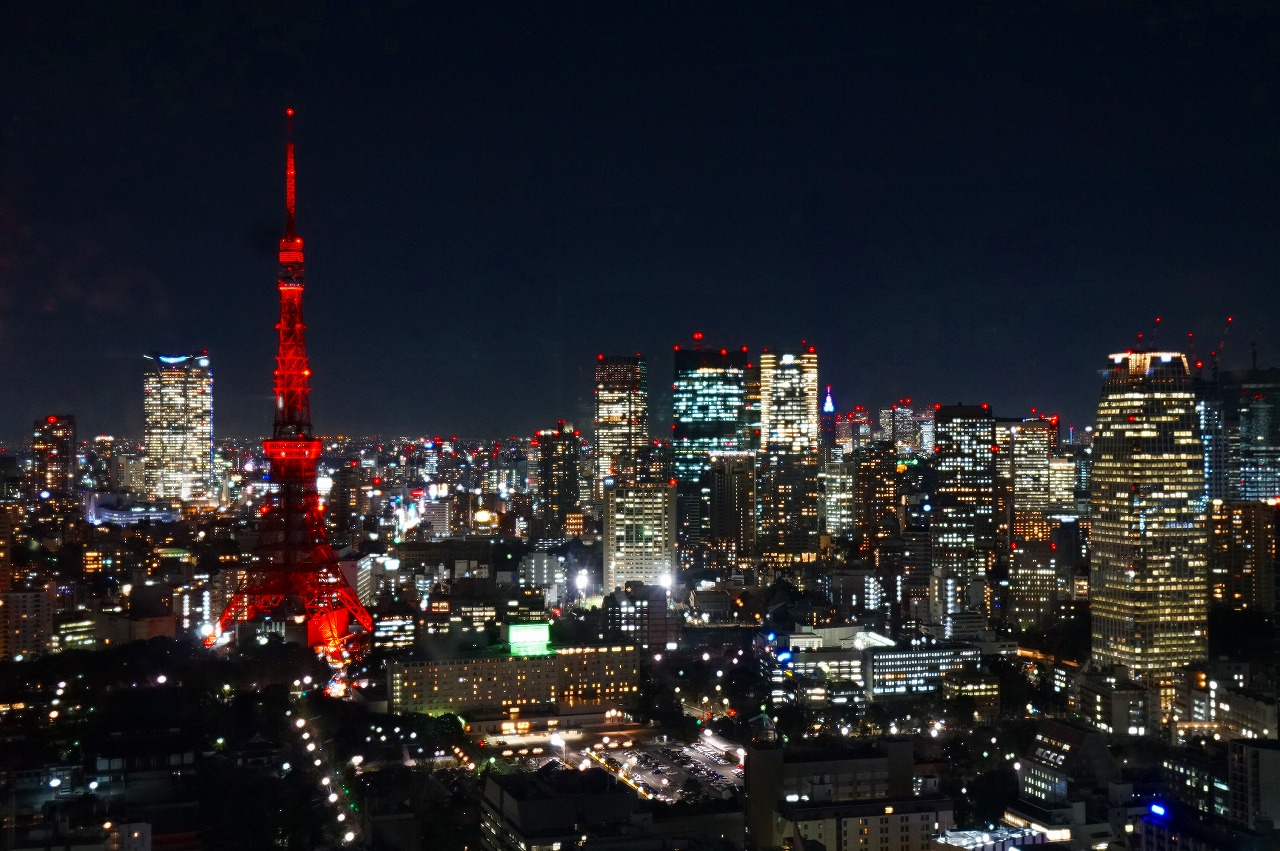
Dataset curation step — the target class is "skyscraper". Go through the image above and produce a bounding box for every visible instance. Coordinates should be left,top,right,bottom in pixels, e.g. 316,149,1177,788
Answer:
852,440,899,550
707,452,756,570
593,355,648,497
820,447,855,538
143,352,213,501
672,339,756,548
1090,350,1206,707
1207,500,1276,612
603,479,677,592
30,415,76,498
1226,367,1280,501
929,404,996,626
534,422,581,538
90,435,121,491
1009,416,1058,544
879,404,921,454
757,346,820,568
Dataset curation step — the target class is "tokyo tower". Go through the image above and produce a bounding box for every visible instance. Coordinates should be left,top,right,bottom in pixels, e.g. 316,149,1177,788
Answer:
209,110,373,657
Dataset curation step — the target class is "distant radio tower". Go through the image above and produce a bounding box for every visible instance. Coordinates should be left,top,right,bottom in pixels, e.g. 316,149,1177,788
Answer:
209,110,373,659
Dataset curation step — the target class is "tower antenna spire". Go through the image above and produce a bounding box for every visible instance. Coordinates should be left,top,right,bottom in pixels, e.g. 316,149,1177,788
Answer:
285,108,297,238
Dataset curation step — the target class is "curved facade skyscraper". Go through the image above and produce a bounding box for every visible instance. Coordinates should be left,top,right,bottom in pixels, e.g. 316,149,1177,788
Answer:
1089,350,1206,708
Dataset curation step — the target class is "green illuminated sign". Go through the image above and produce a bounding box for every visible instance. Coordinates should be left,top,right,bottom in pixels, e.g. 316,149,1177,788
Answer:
508,622,552,656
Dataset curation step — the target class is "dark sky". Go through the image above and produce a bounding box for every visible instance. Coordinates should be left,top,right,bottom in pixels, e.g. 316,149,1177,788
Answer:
3,2,1280,443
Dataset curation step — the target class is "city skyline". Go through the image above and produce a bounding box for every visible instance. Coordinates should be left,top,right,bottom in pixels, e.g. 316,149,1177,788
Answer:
7,7,1280,850
4,5,1280,442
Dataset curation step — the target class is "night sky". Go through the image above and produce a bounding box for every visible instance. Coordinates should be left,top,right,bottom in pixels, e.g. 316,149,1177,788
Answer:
4,2,1280,443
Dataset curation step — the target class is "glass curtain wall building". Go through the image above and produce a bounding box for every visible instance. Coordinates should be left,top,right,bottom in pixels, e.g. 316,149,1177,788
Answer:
672,341,758,551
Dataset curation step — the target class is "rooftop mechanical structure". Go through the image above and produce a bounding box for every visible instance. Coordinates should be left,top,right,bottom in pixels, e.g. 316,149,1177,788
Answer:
208,110,373,659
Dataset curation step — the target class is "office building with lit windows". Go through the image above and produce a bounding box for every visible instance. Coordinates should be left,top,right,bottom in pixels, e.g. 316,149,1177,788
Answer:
1010,416,1058,543
387,629,640,715
1208,500,1276,612
672,340,757,546
757,346,820,568
142,352,212,501
929,405,997,625
1090,351,1207,707
820,446,855,538
602,478,677,591
592,354,648,498
878,405,921,454
1047,453,1077,516
1223,367,1280,502
533,422,580,538
1008,541,1060,629
30,415,77,498
852,440,898,550
707,451,756,569
1,512,54,662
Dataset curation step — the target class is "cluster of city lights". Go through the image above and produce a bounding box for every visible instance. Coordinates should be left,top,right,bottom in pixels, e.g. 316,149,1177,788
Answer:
285,711,360,846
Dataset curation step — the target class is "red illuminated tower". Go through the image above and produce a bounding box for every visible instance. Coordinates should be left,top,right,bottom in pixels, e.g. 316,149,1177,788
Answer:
210,110,373,656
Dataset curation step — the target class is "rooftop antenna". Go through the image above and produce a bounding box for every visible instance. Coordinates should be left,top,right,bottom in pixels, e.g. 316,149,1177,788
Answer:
1209,316,1233,381
285,107,297,239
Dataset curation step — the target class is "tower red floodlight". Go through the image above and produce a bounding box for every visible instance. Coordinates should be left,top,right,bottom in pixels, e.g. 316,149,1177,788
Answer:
209,110,373,658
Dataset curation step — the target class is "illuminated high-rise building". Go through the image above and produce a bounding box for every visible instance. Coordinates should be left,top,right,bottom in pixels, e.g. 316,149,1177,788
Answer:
915,407,936,454
929,404,996,625
534,422,581,538
879,404,920,454
707,452,756,569
757,346,820,568
993,418,1017,553
1008,540,1059,629
1208,500,1276,612
1008,416,1059,543
1090,351,1206,707
143,352,213,501
847,406,874,453
1047,453,1077,516
0,512,11,592
30,415,77,498
852,440,898,550
1224,367,1280,501
90,435,121,491
1195,376,1231,506
593,355,648,496
672,339,756,547
820,448,855,538
603,479,677,591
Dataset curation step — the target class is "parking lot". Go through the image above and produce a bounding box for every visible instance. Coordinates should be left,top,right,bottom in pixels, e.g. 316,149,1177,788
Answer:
576,732,744,803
